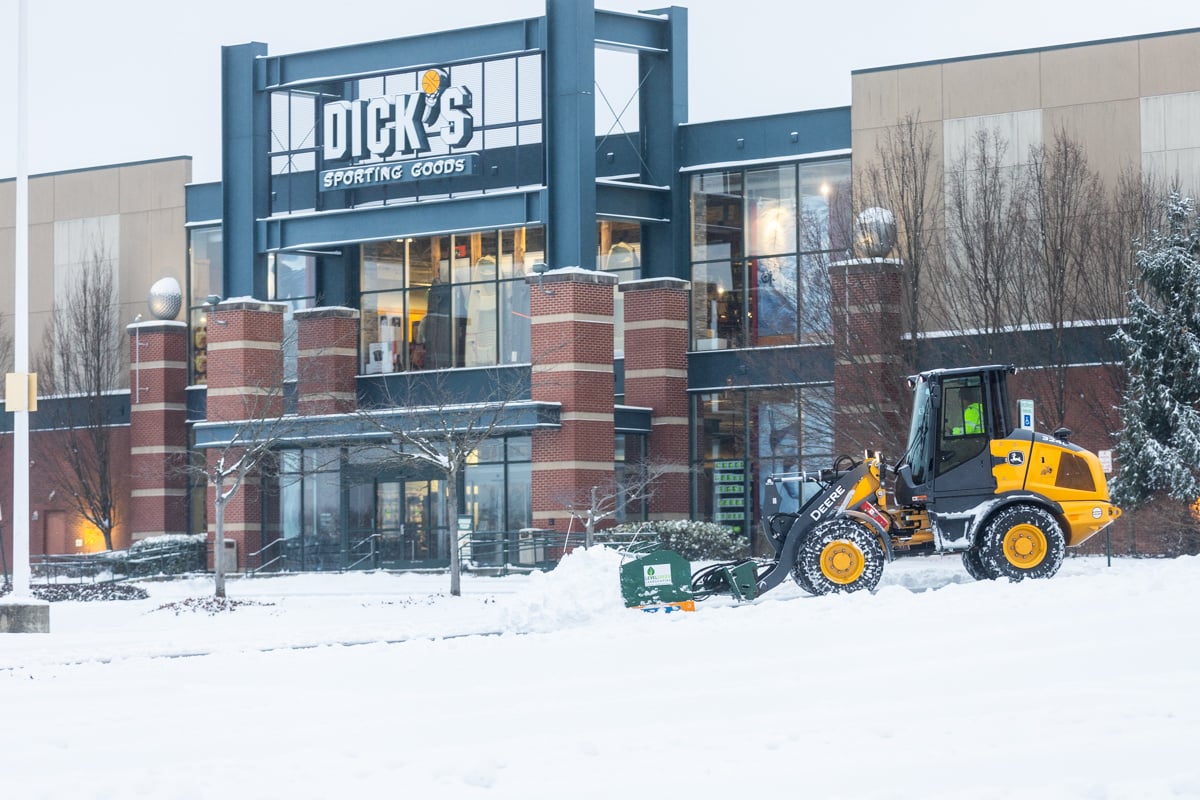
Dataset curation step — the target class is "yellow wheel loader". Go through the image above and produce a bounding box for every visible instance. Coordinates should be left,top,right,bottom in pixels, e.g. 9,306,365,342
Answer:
684,364,1122,601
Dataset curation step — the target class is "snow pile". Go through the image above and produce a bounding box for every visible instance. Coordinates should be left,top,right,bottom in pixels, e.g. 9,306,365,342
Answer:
501,545,627,632
2,555,1199,798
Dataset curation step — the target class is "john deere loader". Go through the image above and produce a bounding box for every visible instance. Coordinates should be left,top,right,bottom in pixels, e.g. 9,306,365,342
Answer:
622,365,1121,608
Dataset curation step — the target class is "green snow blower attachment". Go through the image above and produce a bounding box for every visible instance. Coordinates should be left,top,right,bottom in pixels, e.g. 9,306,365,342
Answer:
618,545,695,613
618,542,762,611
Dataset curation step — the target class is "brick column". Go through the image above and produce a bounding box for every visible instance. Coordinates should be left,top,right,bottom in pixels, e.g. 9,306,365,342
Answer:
294,307,360,416
128,320,189,541
204,300,286,569
529,268,617,537
828,258,906,457
620,278,690,520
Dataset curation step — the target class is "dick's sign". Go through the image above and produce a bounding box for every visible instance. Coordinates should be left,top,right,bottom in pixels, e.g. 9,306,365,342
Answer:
319,67,479,191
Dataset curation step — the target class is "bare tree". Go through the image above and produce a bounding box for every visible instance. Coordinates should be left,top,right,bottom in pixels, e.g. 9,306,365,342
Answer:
1023,127,1107,428
1067,165,1167,441
0,315,13,375
559,460,671,548
856,113,944,366
33,247,125,550
934,127,1032,363
192,401,298,599
355,369,530,596
187,314,304,599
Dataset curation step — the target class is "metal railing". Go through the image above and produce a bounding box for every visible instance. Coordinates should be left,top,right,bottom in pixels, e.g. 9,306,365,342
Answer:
245,537,286,575
23,539,207,585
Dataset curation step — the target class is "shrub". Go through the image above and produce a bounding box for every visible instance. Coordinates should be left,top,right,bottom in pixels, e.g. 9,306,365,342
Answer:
609,520,749,561
121,534,207,577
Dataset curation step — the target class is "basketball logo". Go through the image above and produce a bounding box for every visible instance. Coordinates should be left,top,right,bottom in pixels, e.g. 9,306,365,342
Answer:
422,68,450,126
421,69,442,95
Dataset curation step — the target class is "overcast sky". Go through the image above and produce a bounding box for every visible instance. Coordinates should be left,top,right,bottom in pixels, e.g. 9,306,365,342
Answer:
1,0,1197,184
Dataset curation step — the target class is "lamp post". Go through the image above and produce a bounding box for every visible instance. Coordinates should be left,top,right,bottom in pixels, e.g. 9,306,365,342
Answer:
12,0,31,598
1,0,50,631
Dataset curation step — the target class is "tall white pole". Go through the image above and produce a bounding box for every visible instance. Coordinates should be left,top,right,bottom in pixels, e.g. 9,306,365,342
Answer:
12,0,31,597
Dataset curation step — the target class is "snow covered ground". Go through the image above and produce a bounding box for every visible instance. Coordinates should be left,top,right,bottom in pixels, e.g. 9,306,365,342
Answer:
2,550,1198,799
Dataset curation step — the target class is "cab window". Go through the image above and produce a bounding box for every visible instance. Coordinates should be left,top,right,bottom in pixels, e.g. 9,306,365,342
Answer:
937,377,987,475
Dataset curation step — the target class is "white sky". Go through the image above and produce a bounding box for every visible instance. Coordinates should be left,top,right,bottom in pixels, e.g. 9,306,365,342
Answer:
1,0,1198,183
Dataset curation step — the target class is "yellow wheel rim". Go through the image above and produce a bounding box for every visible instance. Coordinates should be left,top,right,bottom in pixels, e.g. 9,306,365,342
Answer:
1002,524,1047,569
819,540,866,584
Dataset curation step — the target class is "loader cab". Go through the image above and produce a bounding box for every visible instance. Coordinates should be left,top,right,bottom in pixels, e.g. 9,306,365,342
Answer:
894,365,1014,508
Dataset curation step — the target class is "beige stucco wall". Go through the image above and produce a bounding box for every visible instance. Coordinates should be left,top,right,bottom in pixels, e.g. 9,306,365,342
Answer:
852,29,1200,189
0,157,191,386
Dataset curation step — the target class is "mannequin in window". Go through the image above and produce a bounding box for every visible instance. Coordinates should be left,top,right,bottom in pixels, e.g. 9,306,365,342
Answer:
606,238,638,272
466,255,498,366
424,264,452,369
502,258,530,363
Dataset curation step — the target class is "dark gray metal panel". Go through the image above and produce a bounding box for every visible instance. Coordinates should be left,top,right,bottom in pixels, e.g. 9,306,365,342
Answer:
546,0,596,270
263,190,545,251
914,325,1123,373
9,393,132,433
596,181,670,221
614,404,652,433
595,136,643,178
186,385,206,423
357,365,533,409
185,182,222,225
680,107,851,169
263,20,544,88
193,400,558,449
688,344,834,391
594,9,670,51
222,43,270,301
638,6,687,280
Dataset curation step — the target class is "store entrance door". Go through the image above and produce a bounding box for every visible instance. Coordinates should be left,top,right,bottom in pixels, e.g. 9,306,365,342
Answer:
361,478,448,568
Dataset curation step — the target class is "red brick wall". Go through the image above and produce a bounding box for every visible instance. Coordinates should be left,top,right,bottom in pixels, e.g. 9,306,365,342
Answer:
203,300,286,568
128,321,190,539
621,278,690,519
295,307,360,416
204,301,286,424
0,426,132,559
529,270,617,532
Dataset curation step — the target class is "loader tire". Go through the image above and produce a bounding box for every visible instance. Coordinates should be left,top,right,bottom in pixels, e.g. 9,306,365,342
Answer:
962,546,994,581
979,505,1065,582
797,518,885,596
790,557,818,595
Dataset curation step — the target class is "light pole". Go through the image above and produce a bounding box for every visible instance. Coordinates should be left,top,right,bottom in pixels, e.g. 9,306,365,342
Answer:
1,0,50,632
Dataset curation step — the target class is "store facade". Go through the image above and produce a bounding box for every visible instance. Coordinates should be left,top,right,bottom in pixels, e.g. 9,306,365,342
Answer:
165,1,852,570
11,5,1189,569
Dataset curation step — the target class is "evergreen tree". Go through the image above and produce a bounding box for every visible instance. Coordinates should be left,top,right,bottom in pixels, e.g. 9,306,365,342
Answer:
1111,192,1200,508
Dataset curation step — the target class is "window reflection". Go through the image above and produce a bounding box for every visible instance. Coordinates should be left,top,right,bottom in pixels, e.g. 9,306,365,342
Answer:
689,160,850,349
692,387,834,542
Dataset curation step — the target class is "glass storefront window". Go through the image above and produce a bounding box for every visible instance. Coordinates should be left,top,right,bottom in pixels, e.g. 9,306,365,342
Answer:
599,220,641,357
188,226,223,384
746,166,797,258
691,172,742,262
692,260,744,349
359,227,543,373
336,435,532,570
692,387,834,545
276,447,344,571
689,160,851,349
269,253,317,381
